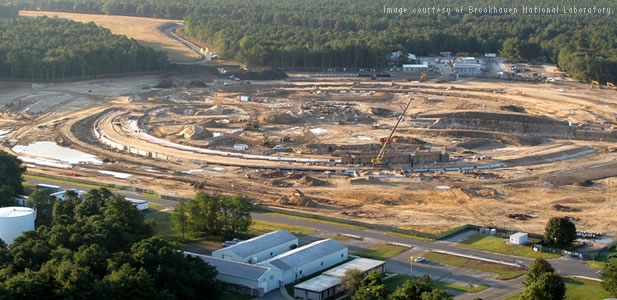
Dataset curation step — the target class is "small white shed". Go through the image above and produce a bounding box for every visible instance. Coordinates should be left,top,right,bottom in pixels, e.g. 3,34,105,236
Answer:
510,232,528,245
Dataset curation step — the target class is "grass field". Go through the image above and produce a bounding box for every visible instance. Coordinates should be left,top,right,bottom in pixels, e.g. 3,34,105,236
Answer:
503,277,611,300
264,212,368,230
418,252,526,280
19,10,201,62
457,234,561,259
383,274,489,294
354,244,409,260
387,231,435,241
399,225,460,236
146,209,316,243
24,173,119,191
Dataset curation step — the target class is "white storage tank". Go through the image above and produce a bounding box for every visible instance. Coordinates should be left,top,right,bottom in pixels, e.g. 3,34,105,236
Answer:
0,207,36,245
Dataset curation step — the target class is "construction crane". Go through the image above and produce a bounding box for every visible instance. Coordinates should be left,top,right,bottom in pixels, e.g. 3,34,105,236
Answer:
590,80,602,89
607,82,616,90
372,97,413,164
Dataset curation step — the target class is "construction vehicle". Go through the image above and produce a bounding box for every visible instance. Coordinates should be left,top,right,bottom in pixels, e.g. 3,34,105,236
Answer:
607,82,616,90
372,97,413,164
591,80,602,89
420,70,427,82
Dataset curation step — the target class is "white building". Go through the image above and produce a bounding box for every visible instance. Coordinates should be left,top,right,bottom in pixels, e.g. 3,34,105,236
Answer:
294,275,341,300
510,232,528,245
0,207,36,245
126,198,149,211
453,63,482,75
459,57,478,64
402,63,428,73
294,258,386,300
51,190,87,201
212,230,298,264
186,252,282,297
322,257,386,278
258,239,348,285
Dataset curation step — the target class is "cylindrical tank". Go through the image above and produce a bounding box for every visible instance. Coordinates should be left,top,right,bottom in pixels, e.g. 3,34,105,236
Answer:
0,207,36,245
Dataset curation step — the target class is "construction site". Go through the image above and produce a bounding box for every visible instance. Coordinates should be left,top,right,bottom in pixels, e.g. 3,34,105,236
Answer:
2,64,617,234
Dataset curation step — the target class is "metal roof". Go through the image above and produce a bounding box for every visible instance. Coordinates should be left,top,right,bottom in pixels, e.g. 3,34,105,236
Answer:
219,230,297,258
294,275,340,292
260,239,346,271
510,232,528,238
453,63,481,69
402,64,428,68
323,258,385,278
0,207,35,218
185,252,271,282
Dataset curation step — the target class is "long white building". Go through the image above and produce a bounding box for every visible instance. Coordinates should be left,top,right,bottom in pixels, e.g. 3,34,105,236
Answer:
212,230,298,263
258,239,348,284
186,252,282,297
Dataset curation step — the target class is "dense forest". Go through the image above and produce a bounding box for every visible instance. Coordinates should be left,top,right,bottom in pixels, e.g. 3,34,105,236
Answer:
2,0,617,81
0,17,168,80
0,187,221,299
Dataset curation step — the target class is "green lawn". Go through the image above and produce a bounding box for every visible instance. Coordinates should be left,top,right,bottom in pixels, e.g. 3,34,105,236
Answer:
457,234,561,259
327,234,351,242
383,274,489,294
504,277,611,300
265,212,368,230
354,244,409,260
248,219,317,237
418,252,526,280
146,210,316,243
24,173,119,191
387,231,435,242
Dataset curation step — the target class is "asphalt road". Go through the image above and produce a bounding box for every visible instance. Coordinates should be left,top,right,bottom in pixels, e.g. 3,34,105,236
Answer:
163,24,209,65
25,176,602,299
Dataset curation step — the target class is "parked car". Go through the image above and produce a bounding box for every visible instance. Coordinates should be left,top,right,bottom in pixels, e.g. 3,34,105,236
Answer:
273,145,284,150
414,257,426,263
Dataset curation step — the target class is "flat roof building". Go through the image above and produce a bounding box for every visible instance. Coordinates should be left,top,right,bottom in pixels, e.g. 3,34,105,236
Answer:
402,63,428,73
213,230,298,264
322,258,386,278
294,275,341,300
453,63,482,75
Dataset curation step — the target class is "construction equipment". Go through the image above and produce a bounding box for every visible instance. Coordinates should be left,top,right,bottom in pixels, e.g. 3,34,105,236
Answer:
591,80,602,89
372,97,413,164
420,70,427,82
607,82,616,90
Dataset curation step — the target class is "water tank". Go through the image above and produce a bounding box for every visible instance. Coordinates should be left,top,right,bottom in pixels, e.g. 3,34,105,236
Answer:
0,207,36,245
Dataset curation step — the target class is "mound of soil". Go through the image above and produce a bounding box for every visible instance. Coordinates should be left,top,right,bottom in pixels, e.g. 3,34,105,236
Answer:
197,105,225,115
279,195,315,207
187,80,207,88
176,125,213,140
154,80,174,89
370,107,394,117
506,213,531,220
297,175,328,187
552,204,580,212
259,112,301,124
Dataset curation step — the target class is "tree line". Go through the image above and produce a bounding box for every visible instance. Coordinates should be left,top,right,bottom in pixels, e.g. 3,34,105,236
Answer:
0,17,168,80
0,151,25,207
171,192,252,239
0,187,221,299
3,0,617,81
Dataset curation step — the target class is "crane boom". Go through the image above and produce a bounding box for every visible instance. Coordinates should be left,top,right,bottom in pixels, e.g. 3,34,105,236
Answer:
372,97,413,164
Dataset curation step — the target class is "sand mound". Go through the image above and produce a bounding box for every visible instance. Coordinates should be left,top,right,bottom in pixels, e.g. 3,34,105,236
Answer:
176,125,213,140
297,175,328,187
369,107,394,117
196,106,229,115
259,111,300,124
